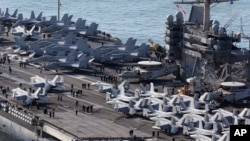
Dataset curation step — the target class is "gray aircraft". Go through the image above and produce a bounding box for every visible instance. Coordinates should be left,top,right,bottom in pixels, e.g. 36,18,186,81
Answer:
0,8,19,27
30,75,64,92
12,11,43,28
12,87,48,105
100,43,151,63
43,53,94,70
12,24,41,40
78,22,99,36
40,13,74,33
90,37,139,63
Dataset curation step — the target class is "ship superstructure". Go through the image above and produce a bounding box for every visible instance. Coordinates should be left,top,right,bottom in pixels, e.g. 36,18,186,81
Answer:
165,0,249,88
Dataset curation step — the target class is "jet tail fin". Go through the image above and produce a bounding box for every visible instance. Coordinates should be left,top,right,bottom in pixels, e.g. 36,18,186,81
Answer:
163,86,168,96
119,86,125,96
125,38,137,50
75,18,86,29
64,32,75,45
5,8,9,16
118,80,126,90
86,23,98,36
36,12,43,21
27,25,36,35
30,11,35,19
205,103,210,112
17,13,23,20
65,49,77,62
149,82,154,93
50,16,57,22
140,83,147,93
12,9,18,17
33,88,42,99
128,100,136,115
134,89,140,99
60,13,68,22
106,92,112,102
51,75,59,86
148,103,155,113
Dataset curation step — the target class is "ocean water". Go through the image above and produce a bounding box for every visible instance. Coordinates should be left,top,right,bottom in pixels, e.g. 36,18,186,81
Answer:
0,0,249,48
0,0,249,140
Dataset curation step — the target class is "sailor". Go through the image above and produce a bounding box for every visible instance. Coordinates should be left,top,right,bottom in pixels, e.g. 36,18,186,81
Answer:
49,111,52,118
52,111,55,118
76,100,78,107
129,129,134,136
75,109,78,115
90,105,93,112
36,102,40,110
44,108,48,114
82,105,86,112
172,88,175,95
8,66,12,74
7,58,10,64
86,106,89,113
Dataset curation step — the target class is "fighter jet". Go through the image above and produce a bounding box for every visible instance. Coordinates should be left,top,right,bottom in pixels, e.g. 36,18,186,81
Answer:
39,13,74,33
152,117,179,134
108,99,137,116
43,53,94,70
12,11,43,28
91,80,130,94
178,99,210,115
12,24,41,40
0,8,19,27
78,22,99,36
140,82,169,98
91,37,138,63
106,86,140,103
30,75,64,92
12,87,48,105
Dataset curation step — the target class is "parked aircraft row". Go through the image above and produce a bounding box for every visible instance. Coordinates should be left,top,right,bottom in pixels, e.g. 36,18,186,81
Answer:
2,8,179,81
11,75,65,105
91,80,250,141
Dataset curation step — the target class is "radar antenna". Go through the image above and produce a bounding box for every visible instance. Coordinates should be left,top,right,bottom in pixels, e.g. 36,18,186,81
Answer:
173,0,239,31
223,12,238,29
240,17,250,39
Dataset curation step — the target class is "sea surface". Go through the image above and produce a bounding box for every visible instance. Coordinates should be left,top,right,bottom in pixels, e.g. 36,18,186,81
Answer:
0,0,250,140
0,0,249,47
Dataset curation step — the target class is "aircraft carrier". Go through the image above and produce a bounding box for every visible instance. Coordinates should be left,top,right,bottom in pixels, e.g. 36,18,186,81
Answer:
0,20,189,141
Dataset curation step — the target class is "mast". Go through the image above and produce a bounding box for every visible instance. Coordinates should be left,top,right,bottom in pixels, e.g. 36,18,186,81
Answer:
173,0,238,31
57,0,61,21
